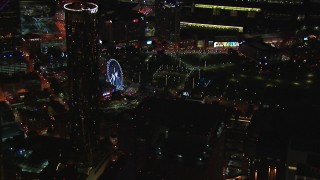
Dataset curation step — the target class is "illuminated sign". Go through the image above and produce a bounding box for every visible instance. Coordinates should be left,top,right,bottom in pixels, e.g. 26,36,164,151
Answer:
213,42,239,47
195,4,261,12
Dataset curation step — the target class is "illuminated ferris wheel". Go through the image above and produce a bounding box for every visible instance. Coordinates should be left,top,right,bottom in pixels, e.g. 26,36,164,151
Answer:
106,59,124,90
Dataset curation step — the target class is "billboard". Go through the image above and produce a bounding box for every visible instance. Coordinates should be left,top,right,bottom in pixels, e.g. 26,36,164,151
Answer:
213,42,239,48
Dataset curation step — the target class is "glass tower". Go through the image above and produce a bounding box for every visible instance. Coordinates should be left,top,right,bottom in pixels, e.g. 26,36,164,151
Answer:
64,2,99,166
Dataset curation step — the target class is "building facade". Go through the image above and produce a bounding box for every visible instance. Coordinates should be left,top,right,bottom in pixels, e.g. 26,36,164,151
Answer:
157,0,320,42
102,11,146,44
0,62,27,76
155,0,181,41
0,0,20,39
0,0,22,67
64,2,99,166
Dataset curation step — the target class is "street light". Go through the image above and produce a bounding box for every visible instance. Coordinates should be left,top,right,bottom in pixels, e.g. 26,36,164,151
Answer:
165,75,168,86
253,169,258,180
273,167,277,180
139,72,141,83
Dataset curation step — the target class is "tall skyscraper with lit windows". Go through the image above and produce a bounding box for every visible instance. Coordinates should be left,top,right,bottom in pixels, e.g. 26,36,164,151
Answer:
0,0,20,39
0,0,21,64
64,2,99,166
155,0,181,41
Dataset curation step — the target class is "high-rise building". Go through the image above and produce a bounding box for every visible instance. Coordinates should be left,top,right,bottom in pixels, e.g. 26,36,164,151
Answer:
64,2,99,166
0,0,22,64
102,10,146,44
0,0,20,39
0,4,25,77
155,0,181,41
0,112,4,180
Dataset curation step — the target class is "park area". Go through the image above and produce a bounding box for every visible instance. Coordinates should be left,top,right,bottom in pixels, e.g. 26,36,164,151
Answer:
176,52,320,106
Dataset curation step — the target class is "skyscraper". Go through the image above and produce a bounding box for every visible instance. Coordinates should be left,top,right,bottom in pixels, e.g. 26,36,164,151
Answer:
0,0,20,39
155,0,181,41
64,2,99,166
0,0,21,61
0,112,4,180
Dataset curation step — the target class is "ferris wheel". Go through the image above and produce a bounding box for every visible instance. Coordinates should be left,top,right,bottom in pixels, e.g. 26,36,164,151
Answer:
106,59,124,90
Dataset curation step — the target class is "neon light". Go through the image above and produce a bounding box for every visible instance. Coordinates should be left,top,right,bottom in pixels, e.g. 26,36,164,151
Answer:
106,59,124,90
195,4,261,12
180,22,243,32
64,3,98,14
